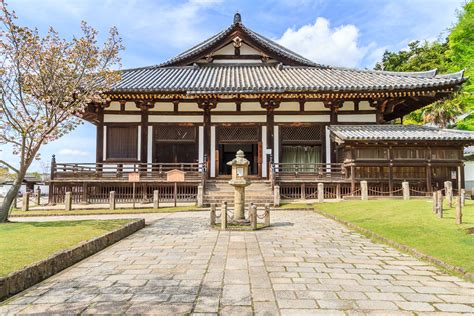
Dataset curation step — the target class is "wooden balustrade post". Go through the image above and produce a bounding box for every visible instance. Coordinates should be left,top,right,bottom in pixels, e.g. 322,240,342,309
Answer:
109,191,116,210
35,187,41,205
65,191,72,211
174,182,178,207
455,195,462,224
402,181,410,200
210,204,216,225
437,190,443,218
273,185,280,207
300,183,306,200
221,202,227,230
153,190,159,209
81,183,88,204
317,183,324,203
22,192,29,211
264,203,270,226
251,204,257,230
360,181,368,200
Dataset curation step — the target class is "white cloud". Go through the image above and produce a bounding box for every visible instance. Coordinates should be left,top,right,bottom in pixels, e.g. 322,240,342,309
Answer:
276,17,377,68
58,149,90,157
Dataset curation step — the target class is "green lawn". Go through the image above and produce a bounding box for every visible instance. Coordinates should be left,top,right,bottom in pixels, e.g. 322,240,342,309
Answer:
10,205,205,217
0,219,132,277
316,200,474,274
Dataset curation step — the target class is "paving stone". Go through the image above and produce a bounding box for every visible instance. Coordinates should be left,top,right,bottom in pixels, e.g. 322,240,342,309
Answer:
356,300,399,310
434,303,474,313
395,301,435,311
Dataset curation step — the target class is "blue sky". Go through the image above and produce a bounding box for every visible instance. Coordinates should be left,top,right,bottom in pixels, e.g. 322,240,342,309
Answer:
1,0,465,172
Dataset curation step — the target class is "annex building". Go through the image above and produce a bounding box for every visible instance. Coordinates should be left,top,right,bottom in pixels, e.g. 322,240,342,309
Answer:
49,13,473,205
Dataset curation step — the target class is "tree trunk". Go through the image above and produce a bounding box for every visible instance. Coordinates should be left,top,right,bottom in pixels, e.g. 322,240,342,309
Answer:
0,173,25,223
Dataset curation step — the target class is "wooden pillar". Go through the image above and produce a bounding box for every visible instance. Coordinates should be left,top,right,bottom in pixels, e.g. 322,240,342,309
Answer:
261,98,280,179
388,146,393,196
198,100,217,177
139,103,149,164
96,107,104,163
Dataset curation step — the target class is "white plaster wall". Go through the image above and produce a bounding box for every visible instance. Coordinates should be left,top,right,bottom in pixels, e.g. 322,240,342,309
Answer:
210,126,216,177
211,115,266,123
137,126,141,160
149,115,203,123
212,103,237,111
107,102,121,111
147,126,153,165
179,103,201,112
305,102,326,111
274,126,279,164
275,115,330,123
359,101,372,110
262,126,267,178
150,102,174,112
104,114,141,123
198,126,204,166
338,114,376,123
241,102,264,111
340,101,355,111
464,162,474,190
125,102,140,111
275,102,299,111
103,126,107,159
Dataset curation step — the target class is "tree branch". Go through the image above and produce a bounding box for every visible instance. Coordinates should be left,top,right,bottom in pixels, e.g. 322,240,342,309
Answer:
0,159,19,174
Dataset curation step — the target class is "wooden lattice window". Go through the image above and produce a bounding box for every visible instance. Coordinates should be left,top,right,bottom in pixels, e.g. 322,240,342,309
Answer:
217,127,258,142
155,126,196,142
106,126,138,160
281,126,322,144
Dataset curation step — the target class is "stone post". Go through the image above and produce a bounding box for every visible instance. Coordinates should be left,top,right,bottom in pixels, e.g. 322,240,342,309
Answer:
210,204,216,225
274,185,280,207
336,183,341,200
22,192,29,211
360,181,368,200
444,181,453,207
197,185,203,207
317,183,324,203
65,191,72,211
35,187,41,205
264,203,270,226
461,189,465,206
455,195,462,224
402,181,410,200
437,190,443,218
153,190,159,209
251,204,257,230
234,186,245,220
109,191,116,210
221,202,227,230
432,191,437,214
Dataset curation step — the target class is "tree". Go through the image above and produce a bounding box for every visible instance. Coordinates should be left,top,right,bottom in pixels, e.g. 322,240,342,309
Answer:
374,1,473,128
0,0,123,222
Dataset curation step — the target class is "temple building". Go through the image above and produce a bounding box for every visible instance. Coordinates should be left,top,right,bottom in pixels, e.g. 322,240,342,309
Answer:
49,13,473,205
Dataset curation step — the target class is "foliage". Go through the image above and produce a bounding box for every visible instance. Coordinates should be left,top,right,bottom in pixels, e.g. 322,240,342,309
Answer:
316,200,474,274
374,1,474,129
0,0,123,222
0,220,131,276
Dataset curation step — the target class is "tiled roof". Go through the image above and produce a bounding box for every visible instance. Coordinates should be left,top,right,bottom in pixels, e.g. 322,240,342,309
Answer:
330,125,474,142
112,64,464,94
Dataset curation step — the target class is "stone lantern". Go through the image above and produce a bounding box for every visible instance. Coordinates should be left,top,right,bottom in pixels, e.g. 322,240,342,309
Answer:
227,150,250,221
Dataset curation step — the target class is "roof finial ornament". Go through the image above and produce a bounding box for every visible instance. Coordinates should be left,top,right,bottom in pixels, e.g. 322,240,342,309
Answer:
233,11,241,24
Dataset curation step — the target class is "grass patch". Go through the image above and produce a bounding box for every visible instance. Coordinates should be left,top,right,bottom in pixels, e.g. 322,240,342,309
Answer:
0,219,131,277
316,200,474,274
10,205,205,217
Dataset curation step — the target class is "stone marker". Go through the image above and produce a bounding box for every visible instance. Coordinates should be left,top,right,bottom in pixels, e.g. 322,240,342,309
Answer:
456,195,462,224
360,181,368,200
432,191,437,214
437,190,443,218
264,203,270,226
317,183,324,203
22,192,29,211
402,181,410,200
65,191,72,211
274,185,280,207
444,181,453,207
221,202,227,230
210,204,216,225
109,191,116,210
153,190,159,209
227,150,250,221
197,185,203,207
251,204,257,230
35,187,41,205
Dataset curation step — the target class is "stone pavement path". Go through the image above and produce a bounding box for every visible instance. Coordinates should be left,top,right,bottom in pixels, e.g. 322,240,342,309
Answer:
1,211,473,315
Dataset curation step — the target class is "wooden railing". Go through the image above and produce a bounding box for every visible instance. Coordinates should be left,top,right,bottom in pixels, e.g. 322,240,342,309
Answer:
52,162,206,182
272,163,346,180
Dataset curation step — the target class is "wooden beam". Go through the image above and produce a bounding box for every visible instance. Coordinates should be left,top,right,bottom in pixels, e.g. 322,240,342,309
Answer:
96,107,104,163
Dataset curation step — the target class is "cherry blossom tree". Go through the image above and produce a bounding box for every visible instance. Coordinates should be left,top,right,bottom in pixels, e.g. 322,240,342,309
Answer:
0,0,123,222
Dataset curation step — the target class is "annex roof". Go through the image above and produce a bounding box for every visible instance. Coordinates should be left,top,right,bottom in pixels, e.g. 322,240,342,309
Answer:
330,125,474,142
